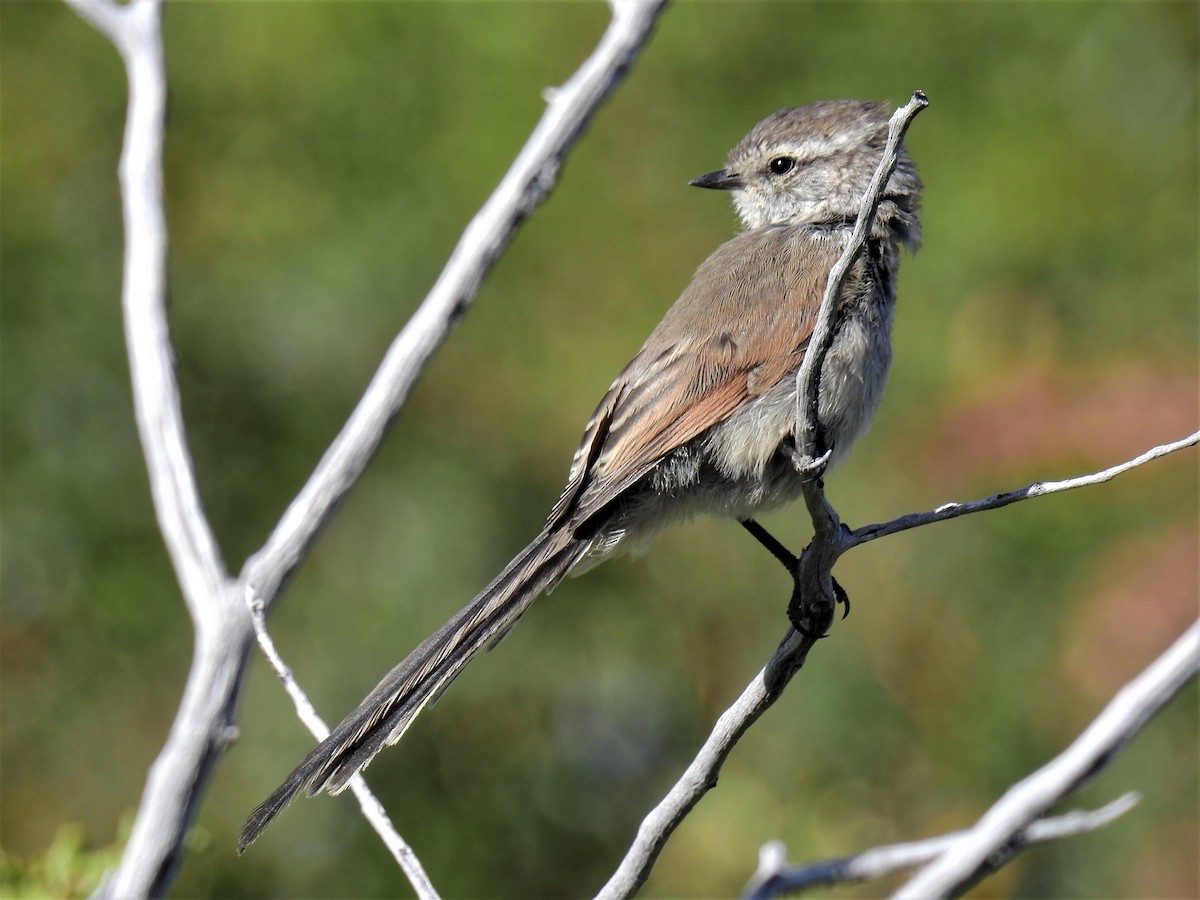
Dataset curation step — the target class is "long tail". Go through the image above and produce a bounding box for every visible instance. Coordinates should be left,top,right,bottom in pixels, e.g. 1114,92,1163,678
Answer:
238,528,586,852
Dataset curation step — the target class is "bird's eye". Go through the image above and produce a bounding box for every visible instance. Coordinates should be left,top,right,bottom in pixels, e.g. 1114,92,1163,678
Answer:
768,156,796,176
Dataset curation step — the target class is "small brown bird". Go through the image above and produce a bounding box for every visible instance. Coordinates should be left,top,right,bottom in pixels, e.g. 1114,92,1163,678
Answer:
239,99,922,850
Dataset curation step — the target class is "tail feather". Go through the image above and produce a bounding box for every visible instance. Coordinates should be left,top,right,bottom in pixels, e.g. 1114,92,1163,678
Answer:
238,529,585,853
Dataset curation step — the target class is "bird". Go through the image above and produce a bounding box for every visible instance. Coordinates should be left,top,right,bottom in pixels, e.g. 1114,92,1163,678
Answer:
239,98,922,851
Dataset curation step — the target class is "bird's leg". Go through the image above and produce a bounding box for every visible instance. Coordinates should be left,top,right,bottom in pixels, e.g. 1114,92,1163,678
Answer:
740,519,797,570
741,519,850,637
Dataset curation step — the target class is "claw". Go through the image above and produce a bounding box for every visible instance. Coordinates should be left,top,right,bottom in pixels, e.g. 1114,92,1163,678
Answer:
833,578,851,619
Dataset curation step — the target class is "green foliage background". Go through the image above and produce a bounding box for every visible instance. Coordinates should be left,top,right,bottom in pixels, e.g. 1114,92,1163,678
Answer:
2,2,1197,897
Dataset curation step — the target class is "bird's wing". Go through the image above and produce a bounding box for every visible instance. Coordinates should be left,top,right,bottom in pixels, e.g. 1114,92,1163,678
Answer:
548,228,846,533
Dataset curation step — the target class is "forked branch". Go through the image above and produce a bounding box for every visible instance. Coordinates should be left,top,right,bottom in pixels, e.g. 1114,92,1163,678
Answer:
894,619,1199,898
61,0,668,894
745,793,1140,898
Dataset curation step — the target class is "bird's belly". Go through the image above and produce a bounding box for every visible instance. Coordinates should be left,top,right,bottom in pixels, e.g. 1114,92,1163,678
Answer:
816,305,893,467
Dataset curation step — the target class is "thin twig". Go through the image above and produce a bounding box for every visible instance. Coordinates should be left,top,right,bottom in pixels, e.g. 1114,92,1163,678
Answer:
595,629,819,900
240,0,669,607
849,430,1200,548
745,793,1140,899
787,93,928,636
894,620,1200,898
794,91,928,470
246,592,440,900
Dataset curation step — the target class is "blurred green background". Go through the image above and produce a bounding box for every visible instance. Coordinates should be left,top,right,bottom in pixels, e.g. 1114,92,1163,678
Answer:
2,2,1197,897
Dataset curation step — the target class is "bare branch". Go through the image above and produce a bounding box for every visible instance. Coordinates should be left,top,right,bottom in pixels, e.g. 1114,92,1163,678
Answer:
786,93,929,636
62,0,230,620
240,0,669,606
794,91,928,470
232,0,668,872
745,793,1140,898
61,0,127,47
246,593,440,900
64,0,668,893
61,2,256,895
849,430,1200,548
894,620,1200,898
595,629,820,900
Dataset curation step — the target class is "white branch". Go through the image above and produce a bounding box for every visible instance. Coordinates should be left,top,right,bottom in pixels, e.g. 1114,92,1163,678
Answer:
745,793,1139,898
241,0,669,605
850,430,1200,547
785,92,929,639
894,620,1200,898
61,0,127,45
64,0,668,893
63,0,230,617
595,629,815,900
794,91,928,469
231,0,667,872
61,1,254,896
246,593,440,900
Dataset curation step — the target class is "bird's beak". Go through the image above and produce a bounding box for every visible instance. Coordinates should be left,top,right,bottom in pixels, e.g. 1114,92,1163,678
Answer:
688,168,744,191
